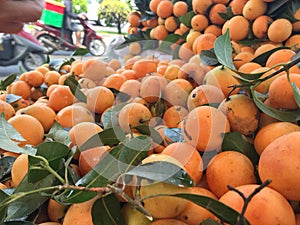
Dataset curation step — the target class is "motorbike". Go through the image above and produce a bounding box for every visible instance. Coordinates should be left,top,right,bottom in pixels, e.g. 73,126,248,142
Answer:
0,30,47,71
34,16,107,56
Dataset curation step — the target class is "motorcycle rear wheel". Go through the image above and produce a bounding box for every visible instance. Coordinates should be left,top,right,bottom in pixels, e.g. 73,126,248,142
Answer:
22,52,46,71
88,38,106,56
36,34,57,54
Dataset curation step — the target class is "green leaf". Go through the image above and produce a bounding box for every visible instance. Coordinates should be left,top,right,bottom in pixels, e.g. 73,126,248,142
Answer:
4,221,36,225
92,194,125,225
0,113,36,155
79,127,126,151
251,46,290,66
200,49,219,66
214,29,236,70
71,48,89,56
134,125,164,146
125,161,194,187
0,73,17,90
222,132,259,165
251,88,300,122
0,156,15,182
118,136,152,173
62,145,124,203
64,75,87,103
6,174,57,220
200,218,222,225
0,189,10,224
45,121,72,147
291,82,300,108
110,88,131,103
267,0,289,17
171,193,250,225
101,103,126,129
28,142,69,183
218,6,234,20
179,11,195,27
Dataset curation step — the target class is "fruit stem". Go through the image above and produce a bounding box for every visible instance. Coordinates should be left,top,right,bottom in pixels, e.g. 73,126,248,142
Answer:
227,179,272,225
33,155,66,184
228,55,300,93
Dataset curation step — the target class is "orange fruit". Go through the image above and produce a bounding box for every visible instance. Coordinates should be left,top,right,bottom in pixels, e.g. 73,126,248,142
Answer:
268,73,300,110
267,18,293,43
102,74,127,91
85,86,115,114
192,0,213,15
8,114,44,146
44,71,61,87
218,94,260,136
164,78,193,108
222,15,250,41
55,105,95,128
132,59,159,79
161,142,203,184
48,85,75,112
11,154,28,187
182,105,230,152
187,84,225,111
192,33,217,55
191,14,209,32
219,184,296,225
127,11,141,27
173,1,188,17
7,80,31,100
258,131,300,201
25,70,44,87
0,99,15,120
69,121,103,148
206,151,256,197
176,187,219,225
156,0,173,19
208,3,227,25
21,104,56,133
163,105,188,128
78,146,110,176
254,121,300,155
242,0,267,20
252,15,273,39
118,102,152,133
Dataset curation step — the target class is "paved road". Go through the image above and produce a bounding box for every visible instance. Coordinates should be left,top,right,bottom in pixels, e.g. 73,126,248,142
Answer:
0,32,124,78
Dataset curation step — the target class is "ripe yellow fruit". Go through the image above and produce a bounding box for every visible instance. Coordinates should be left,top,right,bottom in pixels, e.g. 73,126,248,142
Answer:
218,94,260,136
139,181,189,219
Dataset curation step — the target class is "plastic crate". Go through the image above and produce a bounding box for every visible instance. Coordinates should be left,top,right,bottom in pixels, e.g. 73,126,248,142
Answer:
40,0,65,28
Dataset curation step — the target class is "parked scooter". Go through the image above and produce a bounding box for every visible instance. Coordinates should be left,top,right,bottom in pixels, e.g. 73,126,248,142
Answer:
0,30,47,71
34,15,106,56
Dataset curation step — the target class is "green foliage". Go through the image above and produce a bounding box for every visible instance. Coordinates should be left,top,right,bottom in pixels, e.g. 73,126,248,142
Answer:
98,0,131,33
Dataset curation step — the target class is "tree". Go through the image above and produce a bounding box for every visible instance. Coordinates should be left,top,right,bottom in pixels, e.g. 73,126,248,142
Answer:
98,0,131,34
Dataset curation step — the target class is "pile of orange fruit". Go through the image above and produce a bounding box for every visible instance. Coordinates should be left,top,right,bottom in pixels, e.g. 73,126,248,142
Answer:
127,0,300,63
0,39,300,224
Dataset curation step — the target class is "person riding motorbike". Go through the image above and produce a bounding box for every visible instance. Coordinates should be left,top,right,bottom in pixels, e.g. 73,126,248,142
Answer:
63,0,86,48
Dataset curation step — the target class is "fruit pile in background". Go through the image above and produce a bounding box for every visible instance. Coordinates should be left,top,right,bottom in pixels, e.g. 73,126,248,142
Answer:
126,0,300,63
